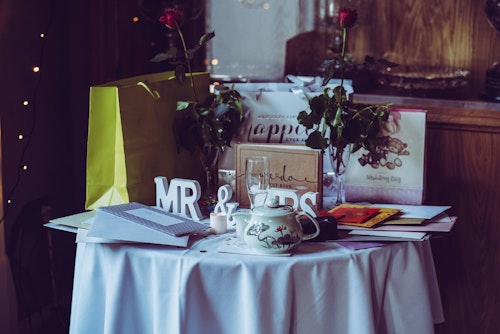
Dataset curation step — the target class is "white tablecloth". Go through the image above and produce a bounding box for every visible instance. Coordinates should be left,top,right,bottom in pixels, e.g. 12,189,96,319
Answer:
69,234,444,334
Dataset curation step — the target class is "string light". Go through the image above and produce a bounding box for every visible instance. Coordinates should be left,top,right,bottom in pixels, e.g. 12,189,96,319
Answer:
0,10,53,224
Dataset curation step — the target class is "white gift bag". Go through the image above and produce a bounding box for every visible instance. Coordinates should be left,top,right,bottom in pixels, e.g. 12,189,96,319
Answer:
219,78,354,170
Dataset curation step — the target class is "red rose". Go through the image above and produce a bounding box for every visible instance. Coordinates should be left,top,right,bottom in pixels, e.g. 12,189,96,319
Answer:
159,8,183,29
338,8,357,29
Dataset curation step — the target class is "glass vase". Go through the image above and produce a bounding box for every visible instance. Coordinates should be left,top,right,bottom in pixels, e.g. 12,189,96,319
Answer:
328,143,352,207
199,144,220,205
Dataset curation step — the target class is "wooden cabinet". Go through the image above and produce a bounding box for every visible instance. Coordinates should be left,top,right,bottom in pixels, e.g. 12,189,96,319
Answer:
425,104,499,334
356,94,500,334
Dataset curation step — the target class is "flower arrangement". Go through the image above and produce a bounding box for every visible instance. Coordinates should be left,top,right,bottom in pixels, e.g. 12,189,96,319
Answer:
297,8,393,170
297,7,396,205
158,7,244,201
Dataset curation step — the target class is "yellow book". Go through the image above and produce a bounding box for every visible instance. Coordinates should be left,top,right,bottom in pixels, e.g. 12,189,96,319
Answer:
326,204,401,228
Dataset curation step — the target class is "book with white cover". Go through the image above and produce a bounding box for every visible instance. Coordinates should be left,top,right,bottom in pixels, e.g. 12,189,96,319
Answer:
85,202,210,247
86,210,190,247
97,202,208,236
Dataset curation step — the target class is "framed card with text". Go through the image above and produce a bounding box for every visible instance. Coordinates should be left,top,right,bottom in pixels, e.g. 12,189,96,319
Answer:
235,143,323,209
345,109,427,205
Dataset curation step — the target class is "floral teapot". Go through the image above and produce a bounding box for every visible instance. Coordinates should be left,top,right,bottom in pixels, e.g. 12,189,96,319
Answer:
233,199,320,254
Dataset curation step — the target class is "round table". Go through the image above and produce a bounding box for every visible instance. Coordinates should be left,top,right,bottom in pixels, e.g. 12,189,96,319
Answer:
69,233,443,334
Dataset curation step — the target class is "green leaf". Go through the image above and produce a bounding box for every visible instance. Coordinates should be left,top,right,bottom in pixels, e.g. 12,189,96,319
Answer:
308,94,329,124
188,31,215,55
199,31,215,46
150,52,170,63
297,110,315,129
305,131,329,150
176,101,190,111
172,86,245,154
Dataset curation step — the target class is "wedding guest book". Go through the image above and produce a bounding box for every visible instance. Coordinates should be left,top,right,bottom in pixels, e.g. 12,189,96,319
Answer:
95,202,208,236
235,143,323,208
345,109,427,205
82,202,210,247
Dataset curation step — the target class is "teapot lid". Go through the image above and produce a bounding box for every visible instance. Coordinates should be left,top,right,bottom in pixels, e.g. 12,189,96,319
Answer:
252,198,293,216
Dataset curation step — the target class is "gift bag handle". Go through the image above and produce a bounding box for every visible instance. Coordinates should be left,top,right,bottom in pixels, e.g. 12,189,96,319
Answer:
137,81,161,100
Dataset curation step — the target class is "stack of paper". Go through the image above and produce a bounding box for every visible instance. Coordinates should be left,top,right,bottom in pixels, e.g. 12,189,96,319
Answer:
45,211,96,233
46,202,210,247
323,204,456,242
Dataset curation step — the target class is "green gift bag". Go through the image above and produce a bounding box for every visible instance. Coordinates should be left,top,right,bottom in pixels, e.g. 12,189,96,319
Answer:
85,71,209,210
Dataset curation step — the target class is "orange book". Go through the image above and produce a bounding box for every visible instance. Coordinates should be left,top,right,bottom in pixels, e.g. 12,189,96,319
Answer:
327,206,380,223
322,204,401,228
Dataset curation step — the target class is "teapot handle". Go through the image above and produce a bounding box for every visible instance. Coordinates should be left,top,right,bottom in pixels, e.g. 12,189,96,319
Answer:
296,212,320,240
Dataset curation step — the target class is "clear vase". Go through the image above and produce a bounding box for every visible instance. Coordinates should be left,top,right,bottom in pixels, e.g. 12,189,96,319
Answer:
328,143,352,207
199,144,220,204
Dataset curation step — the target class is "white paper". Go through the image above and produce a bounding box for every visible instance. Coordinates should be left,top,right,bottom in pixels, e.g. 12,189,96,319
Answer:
47,210,96,230
44,222,78,233
371,204,451,219
338,214,457,233
217,235,292,256
76,228,133,244
87,211,190,247
349,230,427,240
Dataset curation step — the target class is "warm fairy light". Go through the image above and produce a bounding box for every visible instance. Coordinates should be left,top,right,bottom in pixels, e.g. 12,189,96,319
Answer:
2,11,51,224
132,16,139,22
210,58,219,66
262,2,271,9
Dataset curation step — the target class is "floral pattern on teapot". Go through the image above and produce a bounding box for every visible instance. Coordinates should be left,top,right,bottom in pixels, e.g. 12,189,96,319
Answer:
246,223,301,251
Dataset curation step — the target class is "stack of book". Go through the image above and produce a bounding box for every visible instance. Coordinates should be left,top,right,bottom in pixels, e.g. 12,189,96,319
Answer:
320,203,457,242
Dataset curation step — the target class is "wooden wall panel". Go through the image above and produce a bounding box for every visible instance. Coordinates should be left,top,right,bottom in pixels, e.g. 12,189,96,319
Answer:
89,0,207,85
367,102,500,334
89,0,150,84
345,0,499,99
427,124,500,334
355,93,500,333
